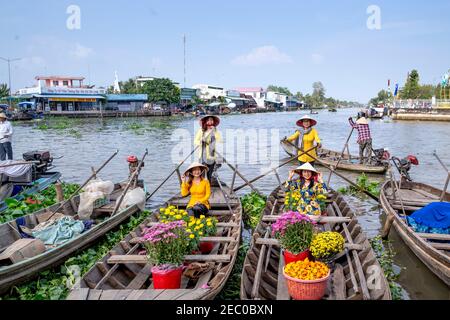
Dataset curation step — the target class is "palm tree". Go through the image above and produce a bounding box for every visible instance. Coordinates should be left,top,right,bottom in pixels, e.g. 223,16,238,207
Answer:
0,83,9,99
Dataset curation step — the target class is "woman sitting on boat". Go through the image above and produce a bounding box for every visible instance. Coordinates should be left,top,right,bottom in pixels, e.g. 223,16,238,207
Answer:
181,162,211,218
285,115,321,166
194,115,222,183
285,162,328,216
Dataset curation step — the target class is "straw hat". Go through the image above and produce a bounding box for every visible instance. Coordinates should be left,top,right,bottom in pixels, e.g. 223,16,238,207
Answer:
294,162,318,174
183,162,208,177
199,115,220,127
356,117,368,125
296,115,317,128
0,113,7,119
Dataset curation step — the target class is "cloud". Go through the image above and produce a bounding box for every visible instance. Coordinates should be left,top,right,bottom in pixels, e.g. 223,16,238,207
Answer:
231,45,293,66
311,53,324,65
70,43,93,59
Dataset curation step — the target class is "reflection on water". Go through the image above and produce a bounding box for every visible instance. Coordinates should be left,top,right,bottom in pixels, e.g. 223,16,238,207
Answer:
12,108,450,299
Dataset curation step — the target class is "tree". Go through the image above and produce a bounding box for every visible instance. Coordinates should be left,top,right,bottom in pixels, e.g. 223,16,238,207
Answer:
369,89,391,106
0,83,9,99
401,69,420,99
294,91,304,102
311,82,326,107
267,85,292,96
141,78,180,104
121,78,139,94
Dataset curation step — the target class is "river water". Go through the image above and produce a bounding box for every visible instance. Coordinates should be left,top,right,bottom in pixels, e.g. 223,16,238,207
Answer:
11,108,450,299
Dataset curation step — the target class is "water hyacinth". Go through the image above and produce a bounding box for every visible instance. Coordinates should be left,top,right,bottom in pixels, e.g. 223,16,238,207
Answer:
140,221,190,267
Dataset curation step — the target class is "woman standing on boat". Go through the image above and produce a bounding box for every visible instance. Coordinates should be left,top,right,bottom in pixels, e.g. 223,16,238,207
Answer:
181,162,211,218
285,115,321,166
194,115,222,183
285,163,328,216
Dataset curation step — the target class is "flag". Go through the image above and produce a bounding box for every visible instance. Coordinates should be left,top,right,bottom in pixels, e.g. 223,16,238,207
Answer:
394,84,399,97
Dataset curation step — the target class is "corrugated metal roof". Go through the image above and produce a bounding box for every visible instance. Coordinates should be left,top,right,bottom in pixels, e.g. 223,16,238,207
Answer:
106,94,148,101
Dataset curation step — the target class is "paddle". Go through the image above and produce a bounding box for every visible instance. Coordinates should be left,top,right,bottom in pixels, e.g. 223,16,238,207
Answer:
433,151,450,202
111,149,149,216
145,129,215,201
283,139,380,201
232,145,319,192
46,149,120,221
326,127,354,185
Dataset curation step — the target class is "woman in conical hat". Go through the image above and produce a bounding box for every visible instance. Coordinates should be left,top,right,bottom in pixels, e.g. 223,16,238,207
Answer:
181,162,211,218
284,114,321,166
348,114,372,164
284,162,328,216
194,115,222,184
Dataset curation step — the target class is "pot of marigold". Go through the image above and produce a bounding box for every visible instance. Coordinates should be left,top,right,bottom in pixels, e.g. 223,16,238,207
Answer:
271,211,317,264
140,221,191,289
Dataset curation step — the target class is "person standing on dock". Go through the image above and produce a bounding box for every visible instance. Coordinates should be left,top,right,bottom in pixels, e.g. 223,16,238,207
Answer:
194,115,222,184
348,115,372,164
285,115,321,166
181,162,211,218
0,113,13,160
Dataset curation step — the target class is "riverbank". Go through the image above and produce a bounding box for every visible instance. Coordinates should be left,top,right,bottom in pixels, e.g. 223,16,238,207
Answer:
391,107,450,121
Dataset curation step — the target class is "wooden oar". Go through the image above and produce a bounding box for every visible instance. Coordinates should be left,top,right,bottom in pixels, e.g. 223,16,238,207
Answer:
145,130,214,201
46,149,119,220
283,140,379,201
232,145,318,192
111,149,149,216
326,127,354,185
433,151,450,202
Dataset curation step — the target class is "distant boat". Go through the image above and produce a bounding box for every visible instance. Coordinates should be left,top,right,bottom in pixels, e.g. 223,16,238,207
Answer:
328,108,337,112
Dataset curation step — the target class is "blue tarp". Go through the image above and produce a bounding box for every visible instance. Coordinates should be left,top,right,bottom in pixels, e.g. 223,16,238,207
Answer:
407,202,450,235
32,216,85,246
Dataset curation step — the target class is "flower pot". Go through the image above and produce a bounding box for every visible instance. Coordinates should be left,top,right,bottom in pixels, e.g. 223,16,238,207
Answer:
283,249,310,265
151,266,183,289
199,241,214,254
283,269,330,300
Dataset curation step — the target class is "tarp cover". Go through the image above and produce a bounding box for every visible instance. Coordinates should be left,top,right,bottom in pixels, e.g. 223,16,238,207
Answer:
0,160,32,177
409,202,450,229
32,216,85,246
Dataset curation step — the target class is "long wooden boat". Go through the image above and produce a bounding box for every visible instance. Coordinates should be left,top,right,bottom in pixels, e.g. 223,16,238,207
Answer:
0,171,62,212
0,179,145,294
240,186,392,300
281,140,387,174
380,179,450,286
66,181,242,300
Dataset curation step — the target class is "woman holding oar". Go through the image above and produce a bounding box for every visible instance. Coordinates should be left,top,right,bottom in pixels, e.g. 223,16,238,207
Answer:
285,115,321,166
284,162,328,216
194,115,222,184
181,162,211,218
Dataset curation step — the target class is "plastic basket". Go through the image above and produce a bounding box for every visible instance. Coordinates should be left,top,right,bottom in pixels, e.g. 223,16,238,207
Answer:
283,269,330,300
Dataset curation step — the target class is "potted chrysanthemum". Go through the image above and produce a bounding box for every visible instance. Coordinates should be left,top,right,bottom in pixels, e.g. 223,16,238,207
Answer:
271,211,317,264
310,231,345,264
140,221,190,289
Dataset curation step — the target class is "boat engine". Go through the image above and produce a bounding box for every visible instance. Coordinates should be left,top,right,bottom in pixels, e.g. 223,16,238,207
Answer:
392,155,419,181
22,150,54,177
371,148,390,165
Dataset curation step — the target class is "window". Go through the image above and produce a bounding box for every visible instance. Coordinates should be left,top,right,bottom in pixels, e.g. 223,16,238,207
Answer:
63,81,69,86
53,81,59,86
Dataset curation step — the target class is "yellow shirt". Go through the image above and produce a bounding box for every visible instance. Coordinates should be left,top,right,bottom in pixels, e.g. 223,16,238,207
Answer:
194,129,222,162
181,178,211,209
287,128,321,163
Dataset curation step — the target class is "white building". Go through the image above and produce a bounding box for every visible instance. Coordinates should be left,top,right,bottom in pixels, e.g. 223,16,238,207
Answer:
192,84,226,100
265,91,288,107
234,87,266,107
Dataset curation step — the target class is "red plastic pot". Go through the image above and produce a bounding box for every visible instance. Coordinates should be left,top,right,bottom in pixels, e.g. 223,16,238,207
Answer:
283,249,310,265
199,241,214,254
151,266,183,289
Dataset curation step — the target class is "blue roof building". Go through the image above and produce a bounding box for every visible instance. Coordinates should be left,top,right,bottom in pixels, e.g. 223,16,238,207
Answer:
106,94,148,111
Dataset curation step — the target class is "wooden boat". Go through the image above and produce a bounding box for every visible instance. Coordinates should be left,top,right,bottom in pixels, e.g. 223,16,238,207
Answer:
0,179,146,294
328,108,337,112
380,178,450,286
0,171,62,212
240,186,392,300
66,181,242,300
281,141,387,174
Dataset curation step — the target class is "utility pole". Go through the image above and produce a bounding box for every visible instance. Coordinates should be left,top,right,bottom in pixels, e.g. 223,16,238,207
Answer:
183,34,186,88
0,57,22,107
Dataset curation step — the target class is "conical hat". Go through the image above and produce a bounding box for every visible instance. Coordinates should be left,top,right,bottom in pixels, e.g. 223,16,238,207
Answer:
294,162,318,174
296,115,317,128
356,117,368,125
199,115,220,127
183,162,208,177
0,113,7,119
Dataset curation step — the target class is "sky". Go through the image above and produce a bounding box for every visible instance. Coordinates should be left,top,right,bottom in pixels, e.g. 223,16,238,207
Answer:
1,0,449,103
